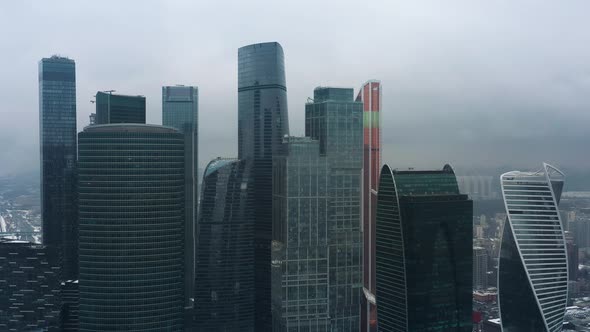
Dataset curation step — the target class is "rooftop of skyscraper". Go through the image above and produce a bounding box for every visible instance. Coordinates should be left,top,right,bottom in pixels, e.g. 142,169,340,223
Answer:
82,123,179,133
43,55,74,62
95,91,145,98
312,87,355,102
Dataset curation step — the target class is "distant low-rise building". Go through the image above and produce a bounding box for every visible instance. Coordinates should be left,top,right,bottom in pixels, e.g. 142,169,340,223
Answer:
457,175,498,200
473,290,497,303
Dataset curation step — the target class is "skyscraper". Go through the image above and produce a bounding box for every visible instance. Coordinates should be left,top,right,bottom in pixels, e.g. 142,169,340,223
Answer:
194,158,255,331
305,87,363,331
565,232,578,281
0,239,61,331
61,279,79,332
356,80,381,332
498,163,568,332
272,137,330,331
238,41,289,330
39,55,77,280
375,164,473,332
78,124,185,331
162,85,198,319
474,247,488,290
95,91,146,124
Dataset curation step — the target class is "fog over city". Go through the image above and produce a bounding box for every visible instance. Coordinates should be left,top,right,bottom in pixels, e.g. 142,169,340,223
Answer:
1,0,589,176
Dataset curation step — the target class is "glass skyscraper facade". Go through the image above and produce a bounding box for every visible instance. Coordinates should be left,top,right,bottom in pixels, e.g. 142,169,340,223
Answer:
272,137,330,331
39,55,78,280
473,247,488,290
375,164,473,332
0,239,61,331
162,85,198,318
238,41,289,330
78,124,185,331
356,80,381,332
194,158,255,331
305,87,363,331
499,163,568,332
61,279,79,332
95,91,146,124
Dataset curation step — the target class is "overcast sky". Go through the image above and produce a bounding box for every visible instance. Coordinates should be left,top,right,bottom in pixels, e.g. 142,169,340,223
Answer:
0,0,589,176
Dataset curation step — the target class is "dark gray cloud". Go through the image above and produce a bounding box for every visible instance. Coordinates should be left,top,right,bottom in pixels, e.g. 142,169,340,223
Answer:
0,0,588,176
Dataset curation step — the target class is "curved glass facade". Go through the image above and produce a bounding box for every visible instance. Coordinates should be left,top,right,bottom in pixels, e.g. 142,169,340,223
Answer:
194,158,255,331
78,124,185,332
238,42,289,330
375,164,472,332
499,163,568,332
238,42,288,160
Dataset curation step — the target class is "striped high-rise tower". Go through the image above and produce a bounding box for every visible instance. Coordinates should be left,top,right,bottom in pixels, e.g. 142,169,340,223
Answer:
356,80,381,332
499,163,568,332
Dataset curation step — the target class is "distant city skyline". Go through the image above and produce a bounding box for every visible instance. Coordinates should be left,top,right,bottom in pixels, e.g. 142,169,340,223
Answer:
2,1,590,331
2,1,590,176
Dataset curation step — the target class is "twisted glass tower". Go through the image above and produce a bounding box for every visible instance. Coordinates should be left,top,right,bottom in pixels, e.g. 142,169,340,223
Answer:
238,42,289,330
499,163,568,332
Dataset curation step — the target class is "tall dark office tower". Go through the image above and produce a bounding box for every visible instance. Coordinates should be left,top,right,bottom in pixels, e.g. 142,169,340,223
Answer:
272,137,330,331
162,85,198,319
0,239,61,331
95,91,146,124
356,80,381,332
375,164,473,332
498,163,567,332
78,124,185,331
61,280,79,332
39,55,77,280
238,41,289,330
565,234,578,281
194,158,255,331
305,87,363,331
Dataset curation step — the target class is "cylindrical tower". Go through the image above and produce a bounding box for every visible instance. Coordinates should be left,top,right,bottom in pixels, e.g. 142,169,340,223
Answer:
78,124,185,332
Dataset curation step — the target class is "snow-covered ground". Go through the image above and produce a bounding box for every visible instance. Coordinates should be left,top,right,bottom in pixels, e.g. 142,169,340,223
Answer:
0,215,6,233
